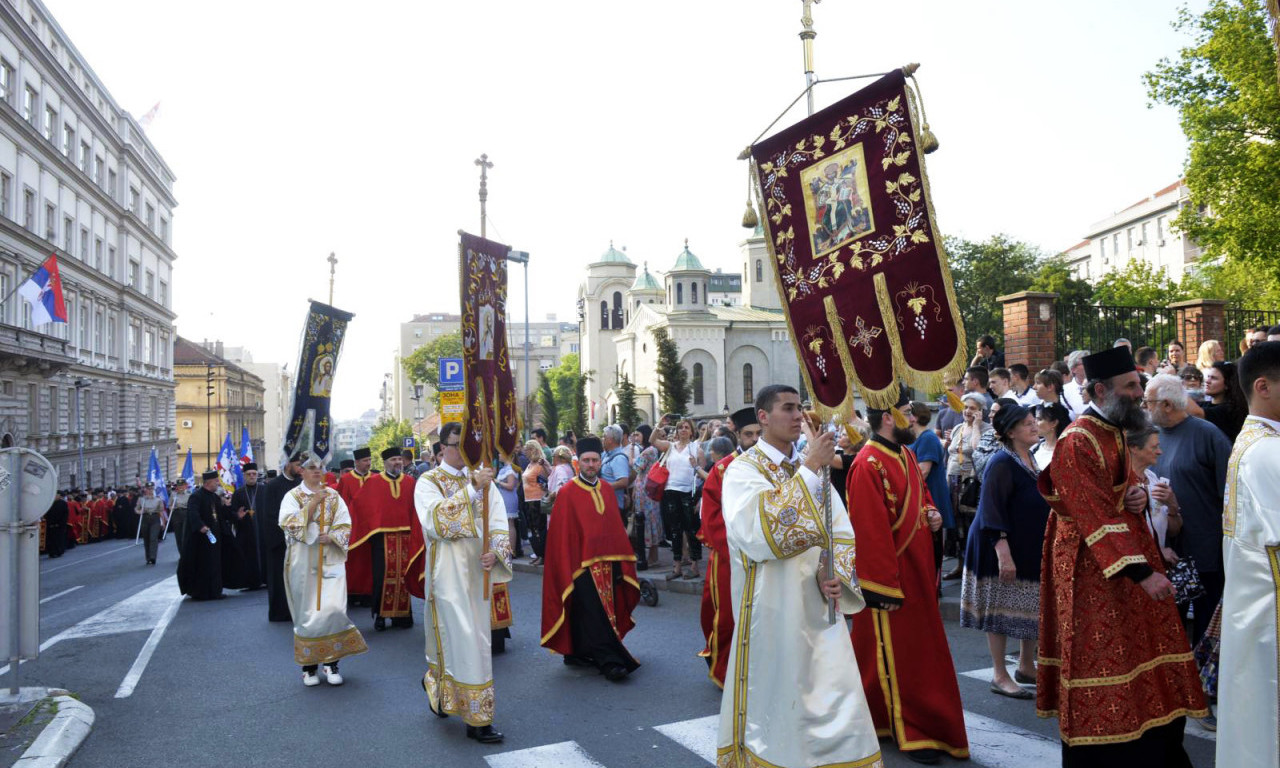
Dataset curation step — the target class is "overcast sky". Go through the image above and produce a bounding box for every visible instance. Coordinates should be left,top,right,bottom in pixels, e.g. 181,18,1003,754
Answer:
47,0,1205,420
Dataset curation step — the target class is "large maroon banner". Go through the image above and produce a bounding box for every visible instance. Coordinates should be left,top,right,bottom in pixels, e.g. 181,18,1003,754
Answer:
458,232,519,467
751,69,966,414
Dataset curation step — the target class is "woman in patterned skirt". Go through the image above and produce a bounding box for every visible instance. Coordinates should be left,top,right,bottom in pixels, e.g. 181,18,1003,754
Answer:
960,402,1051,699
630,425,665,569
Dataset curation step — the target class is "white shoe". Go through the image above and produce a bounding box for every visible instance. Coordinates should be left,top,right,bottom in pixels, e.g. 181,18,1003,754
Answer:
323,665,343,685
302,670,320,687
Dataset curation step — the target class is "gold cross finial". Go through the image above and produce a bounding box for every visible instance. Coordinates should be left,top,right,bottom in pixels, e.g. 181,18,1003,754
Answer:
327,251,337,304
475,154,494,237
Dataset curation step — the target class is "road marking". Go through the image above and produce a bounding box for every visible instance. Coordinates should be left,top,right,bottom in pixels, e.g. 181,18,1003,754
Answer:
652,715,717,764
959,656,1035,686
39,585,84,604
42,543,136,573
114,592,183,698
484,741,608,768
963,710,1059,768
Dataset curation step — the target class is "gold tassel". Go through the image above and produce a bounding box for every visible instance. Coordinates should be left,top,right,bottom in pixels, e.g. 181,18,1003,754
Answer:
907,70,940,154
742,161,759,229
946,390,964,413
892,409,909,429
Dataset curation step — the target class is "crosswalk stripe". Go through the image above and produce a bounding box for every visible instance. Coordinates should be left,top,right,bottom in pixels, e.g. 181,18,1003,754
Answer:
963,710,1059,768
652,714,717,764
483,741,608,768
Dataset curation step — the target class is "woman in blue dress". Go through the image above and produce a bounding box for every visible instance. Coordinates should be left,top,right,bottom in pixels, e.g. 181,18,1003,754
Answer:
959,402,1051,699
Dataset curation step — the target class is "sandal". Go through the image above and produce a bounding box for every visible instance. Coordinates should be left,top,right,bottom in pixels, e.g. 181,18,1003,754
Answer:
990,683,1034,700
665,569,684,581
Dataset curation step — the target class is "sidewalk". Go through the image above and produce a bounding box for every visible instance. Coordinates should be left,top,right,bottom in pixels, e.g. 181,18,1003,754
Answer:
0,688,93,768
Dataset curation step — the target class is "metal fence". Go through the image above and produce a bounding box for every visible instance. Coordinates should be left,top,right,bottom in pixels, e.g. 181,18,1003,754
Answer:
1055,302,1189,360
1224,308,1280,357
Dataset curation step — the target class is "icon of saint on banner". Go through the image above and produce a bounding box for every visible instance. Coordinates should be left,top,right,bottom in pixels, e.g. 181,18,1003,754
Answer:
800,143,876,258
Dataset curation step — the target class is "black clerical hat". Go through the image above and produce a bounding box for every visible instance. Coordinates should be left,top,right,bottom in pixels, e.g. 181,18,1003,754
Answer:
1083,347,1136,381
340,459,355,470
730,407,758,431
576,436,603,457
266,470,278,478
243,463,258,472
381,447,401,461
201,470,219,481
353,447,371,460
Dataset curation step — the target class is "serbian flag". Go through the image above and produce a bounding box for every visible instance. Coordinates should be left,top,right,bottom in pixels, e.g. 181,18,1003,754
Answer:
17,255,68,326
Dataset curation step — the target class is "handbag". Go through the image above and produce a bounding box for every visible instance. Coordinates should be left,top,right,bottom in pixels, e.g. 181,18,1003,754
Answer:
1167,555,1205,607
643,450,671,502
958,476,980,509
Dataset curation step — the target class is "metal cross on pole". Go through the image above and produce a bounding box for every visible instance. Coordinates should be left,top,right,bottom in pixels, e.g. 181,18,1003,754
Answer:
800,0,821,116
327,251,338,305
475,154,493,238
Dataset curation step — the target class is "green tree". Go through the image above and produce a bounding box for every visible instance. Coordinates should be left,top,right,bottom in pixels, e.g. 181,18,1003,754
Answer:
400,332,463,414
1029,255,1095,307
653,327,690,417
1180,257,1280,306
1091,260,1188,307
537,371,559,444
570,370,591,435
615,372,641,428
945,234,1039,346
1146,0,1280,281
367,418,412,471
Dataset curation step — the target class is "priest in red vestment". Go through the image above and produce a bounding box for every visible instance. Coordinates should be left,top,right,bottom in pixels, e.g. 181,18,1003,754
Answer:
697,406,761,689
66,494,83,548
90,491,111,541
350,447,415,631
337,447,378,605
541,436,641,682
846,385,968,764
1038,347,1205,767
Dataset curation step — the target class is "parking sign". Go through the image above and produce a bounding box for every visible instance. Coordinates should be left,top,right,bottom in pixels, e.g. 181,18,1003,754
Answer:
439,358,464,391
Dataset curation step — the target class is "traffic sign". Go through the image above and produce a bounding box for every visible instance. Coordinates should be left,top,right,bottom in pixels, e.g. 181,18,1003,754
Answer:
439,358,464,391
402,437,416,448
440,390,465,417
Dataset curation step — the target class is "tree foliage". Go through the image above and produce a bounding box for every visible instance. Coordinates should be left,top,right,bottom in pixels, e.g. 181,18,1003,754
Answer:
945,234,1040,345
367,418,412,471
615,372,641,429
537,371,559,444
1091,259,1188,307
1146,0,1280,282
400,332,463,415
653,327,690,417
1028,256,1095,307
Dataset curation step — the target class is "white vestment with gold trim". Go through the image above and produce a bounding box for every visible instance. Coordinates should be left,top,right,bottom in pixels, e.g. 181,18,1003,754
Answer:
716,442,882,768
280,484,368,665
414,465,512,726
1218,416,1280,768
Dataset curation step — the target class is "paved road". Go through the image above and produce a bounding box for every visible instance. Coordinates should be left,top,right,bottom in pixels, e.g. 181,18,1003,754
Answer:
12,540,1218,767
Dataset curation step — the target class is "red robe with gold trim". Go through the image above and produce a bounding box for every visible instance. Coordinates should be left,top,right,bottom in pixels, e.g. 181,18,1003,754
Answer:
67,501,83,545
90,498,111,540
337,470,377,597
847,437,969,759
697,452,734,688
1037,413,1206,746
540,477,640,656
350,472,416,618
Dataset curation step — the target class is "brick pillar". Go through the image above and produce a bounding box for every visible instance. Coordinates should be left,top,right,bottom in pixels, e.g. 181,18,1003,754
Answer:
998,291,1058,372
1169,299,1228,355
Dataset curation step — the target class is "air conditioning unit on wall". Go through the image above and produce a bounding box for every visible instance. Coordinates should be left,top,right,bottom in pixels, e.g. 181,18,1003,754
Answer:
181,419,193,428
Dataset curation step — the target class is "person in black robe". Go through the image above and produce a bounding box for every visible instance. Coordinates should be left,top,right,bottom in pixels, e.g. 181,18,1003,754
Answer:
260,454,303,621
113,490,138,539
178,471,224,600
227,463,266,589
44,491,70,558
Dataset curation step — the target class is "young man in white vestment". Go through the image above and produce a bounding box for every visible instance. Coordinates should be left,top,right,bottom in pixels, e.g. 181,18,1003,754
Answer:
413,421,513,744
1217,341,1280,768
278,453,368,687
717,384,882,768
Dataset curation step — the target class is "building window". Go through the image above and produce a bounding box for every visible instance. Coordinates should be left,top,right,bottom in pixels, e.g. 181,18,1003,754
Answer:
107,246,116,279
128,324,138,360
80,228,89,260
129,187,139,213
0,60,12,104
80,142,90,172
145,270,154,297
78,303,88,348
676,283,684,305
129,260,139,288
611,291,623,329
61,124,73,156
45,203,55,241
145,329,155,364
0,172,9,218
743,363,754,403
599,300,608,330
145,203,154,228
23,188,35,231
1100,238,1107,262
43,105,56,141
691,282,698,304
692,362,704,405
106,312,116,355
1112,233,1120,257
107,169,116,200
159,218,168,242
63,216,72,251
23,86,36,124
159,280,168,307
93,156,103,185
94,310,103,351
1126,227,1134,251
94,238,103,271
755,259,763,282
1156,216,1166,242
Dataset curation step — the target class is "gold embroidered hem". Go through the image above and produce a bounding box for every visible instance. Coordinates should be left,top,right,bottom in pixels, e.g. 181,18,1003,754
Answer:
294,626,368,665
424,669,496,726
539,555,638,646
1056,652,1197,690
1102,554,1149,579
716,745,883,768
1085,523,1130,547
1036,707,1209,746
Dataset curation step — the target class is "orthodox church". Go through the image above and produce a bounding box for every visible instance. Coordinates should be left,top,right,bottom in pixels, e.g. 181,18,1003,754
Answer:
577,229,806,426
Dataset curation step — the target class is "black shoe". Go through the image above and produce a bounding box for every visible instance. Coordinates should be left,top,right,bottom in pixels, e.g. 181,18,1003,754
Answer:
603,663,630,682
636,561,649,571
422,676,449,718
491,635,506,654
563,654,591,667
905,748,942,765
466,725,504,743
374,616,386,632
942,566,963,581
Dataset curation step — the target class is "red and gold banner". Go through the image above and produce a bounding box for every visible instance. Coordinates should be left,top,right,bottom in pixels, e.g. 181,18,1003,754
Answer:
750,69,966,413
458,232,520,467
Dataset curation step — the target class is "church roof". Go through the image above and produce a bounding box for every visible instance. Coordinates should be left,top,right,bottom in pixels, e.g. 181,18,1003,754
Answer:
670,240,707,272
630,264,662,292
709,305,787,322
597,242,632,264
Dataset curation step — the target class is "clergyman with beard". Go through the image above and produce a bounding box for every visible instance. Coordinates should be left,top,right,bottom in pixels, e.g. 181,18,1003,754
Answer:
1036,346,1206,767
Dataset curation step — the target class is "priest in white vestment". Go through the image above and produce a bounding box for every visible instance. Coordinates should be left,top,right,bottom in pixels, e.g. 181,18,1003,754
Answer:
279,455,368,687
414,422,512,744
717,385,882,768
1218,343,1280,768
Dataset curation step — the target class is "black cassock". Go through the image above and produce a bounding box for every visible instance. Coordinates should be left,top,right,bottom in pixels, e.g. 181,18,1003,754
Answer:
113,495,137,539
259,472,301,621
227,483,266,589
177,488,223,600
44,499,69,558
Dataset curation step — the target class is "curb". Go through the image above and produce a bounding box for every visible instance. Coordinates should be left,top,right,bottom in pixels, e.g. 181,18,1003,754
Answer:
14,692,94,768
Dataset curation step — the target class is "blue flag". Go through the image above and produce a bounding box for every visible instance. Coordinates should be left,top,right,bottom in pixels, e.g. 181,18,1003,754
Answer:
180,447,195,489
217,433,243,492
147,448,170,508
240,425,254,465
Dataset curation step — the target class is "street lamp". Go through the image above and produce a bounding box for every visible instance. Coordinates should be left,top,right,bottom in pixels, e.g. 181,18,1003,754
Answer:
73,378,88,488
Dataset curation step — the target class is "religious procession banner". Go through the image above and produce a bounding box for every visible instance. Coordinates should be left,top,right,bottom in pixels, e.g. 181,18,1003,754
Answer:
750,68,966,414
280,300,355,468
458,232,519,467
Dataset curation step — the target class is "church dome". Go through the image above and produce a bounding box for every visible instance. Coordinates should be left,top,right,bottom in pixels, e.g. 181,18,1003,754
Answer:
630,264,662,292
671,240,706,272
598,241,632,264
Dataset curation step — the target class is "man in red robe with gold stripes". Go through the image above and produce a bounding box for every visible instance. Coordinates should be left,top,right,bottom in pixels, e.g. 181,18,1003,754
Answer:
541,436,641,682
350,447,416,631
846,385,968,765
1038,347,1205,767
697,406,761,689
338,447,378,606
